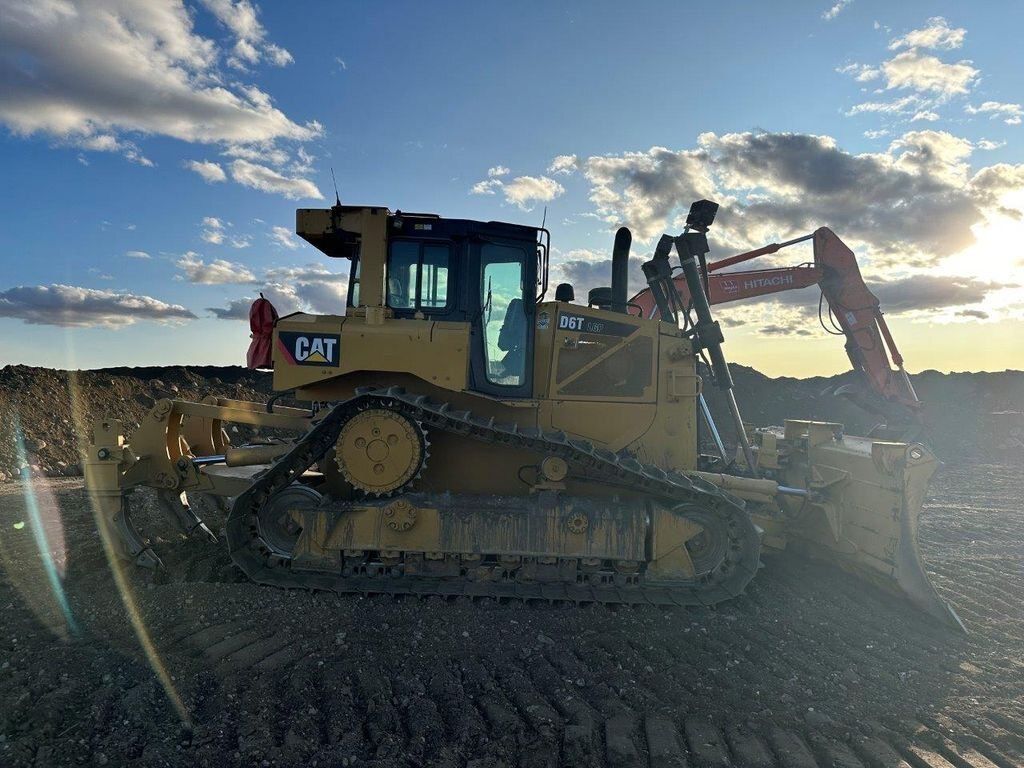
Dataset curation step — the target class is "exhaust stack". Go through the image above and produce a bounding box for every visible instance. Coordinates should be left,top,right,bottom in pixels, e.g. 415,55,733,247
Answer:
611,227,632,314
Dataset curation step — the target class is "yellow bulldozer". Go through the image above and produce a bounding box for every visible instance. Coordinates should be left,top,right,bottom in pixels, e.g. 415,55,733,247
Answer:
84,199,962,629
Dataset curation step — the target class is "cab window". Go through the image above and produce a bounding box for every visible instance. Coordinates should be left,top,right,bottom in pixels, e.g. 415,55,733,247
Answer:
481,243,528,386
387,241,451,311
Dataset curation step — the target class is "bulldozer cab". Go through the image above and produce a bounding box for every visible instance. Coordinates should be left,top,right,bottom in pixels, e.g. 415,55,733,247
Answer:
295,204,548,399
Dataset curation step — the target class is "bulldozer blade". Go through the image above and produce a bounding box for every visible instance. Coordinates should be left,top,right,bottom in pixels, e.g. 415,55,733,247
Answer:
771,423,964,632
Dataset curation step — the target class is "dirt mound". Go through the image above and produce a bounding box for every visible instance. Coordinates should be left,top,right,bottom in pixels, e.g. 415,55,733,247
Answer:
0,365,272,482
703,364,1024,460
1,363,1021,482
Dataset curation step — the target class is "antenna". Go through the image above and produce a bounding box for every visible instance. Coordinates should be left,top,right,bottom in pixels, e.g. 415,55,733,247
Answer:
330,167,341,206
540,205,547,230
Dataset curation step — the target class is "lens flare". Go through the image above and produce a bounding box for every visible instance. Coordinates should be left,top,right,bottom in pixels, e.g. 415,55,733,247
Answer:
68,371,192,724
0,415,79,638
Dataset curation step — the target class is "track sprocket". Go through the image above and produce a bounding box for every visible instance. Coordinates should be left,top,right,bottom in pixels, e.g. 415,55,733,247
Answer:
335,406,427,496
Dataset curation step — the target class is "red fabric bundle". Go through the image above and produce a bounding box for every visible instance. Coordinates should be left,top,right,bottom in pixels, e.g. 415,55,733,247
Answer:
246,295,279,369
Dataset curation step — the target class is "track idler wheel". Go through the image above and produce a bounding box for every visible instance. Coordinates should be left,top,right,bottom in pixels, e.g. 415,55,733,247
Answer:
335,407,427,496
671,502,758,583
257,485,321,558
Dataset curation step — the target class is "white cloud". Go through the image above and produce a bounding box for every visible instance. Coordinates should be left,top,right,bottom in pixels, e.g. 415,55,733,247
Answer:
846,94,925,116
547,154,578,175
0,0,319,169
271,225,299,250
881,50,978,96
966,101,1024,125
471,172,566,209
976,140,1005,151
0,284,196,327
501,176,565,211
230,159,322,199
200,216,226,244
223,143,290,166
185,160,227,183
209,266,349,319
176,252,255,284
73,133,153,166
888,130,973,185
836,63,882,82
911,110,940,122
125,250,150,259
822,0,852,21
198,0,294,69
264,263,348,284
583,146,715,239
575,130,1024,280
294,146,315,174
889,17,966,51
470,179,501,195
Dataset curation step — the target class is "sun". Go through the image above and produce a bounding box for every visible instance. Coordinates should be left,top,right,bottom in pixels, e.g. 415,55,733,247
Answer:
935,191,1024,316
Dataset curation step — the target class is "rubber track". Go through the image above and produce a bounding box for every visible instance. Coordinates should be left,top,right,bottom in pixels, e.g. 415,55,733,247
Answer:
226,386,761,606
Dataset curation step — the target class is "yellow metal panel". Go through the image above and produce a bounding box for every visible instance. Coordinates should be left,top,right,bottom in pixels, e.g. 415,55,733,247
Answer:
623,330,698,471
549,304,656,403
647,506,703,580
542,400,657,453
273,314,470,395
272,314,346,390
341,317,470,392
532,302,558,398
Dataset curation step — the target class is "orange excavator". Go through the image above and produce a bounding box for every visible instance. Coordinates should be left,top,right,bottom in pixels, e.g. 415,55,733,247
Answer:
628,225,923,435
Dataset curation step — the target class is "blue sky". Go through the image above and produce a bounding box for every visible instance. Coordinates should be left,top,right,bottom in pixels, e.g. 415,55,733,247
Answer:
1,0,1022,376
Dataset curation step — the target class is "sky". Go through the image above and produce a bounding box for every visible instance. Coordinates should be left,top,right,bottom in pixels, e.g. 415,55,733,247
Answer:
0,0,1022,377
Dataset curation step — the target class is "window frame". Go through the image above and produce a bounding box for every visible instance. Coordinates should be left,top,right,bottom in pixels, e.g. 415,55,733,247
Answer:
346,257,360,309
386,238,455,314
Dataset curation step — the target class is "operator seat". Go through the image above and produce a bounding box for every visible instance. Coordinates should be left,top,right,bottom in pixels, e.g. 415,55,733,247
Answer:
497,298,526,377
387,276,406,307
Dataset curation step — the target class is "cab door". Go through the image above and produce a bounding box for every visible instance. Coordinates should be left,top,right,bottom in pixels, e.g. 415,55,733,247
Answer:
469,240,534,398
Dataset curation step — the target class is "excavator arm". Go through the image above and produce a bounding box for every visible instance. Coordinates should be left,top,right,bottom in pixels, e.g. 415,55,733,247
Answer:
630,227,922,428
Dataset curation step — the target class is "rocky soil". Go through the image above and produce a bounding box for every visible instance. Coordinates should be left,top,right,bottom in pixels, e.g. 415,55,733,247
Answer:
0,366,274,483
1,364,1023,767
1,363,1021,483
1,463,1023,767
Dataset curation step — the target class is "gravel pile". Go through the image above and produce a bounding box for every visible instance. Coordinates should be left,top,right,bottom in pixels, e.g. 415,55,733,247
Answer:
1,362,1021,482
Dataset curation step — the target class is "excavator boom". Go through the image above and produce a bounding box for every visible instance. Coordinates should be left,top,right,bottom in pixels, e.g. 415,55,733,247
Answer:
630,227,922,427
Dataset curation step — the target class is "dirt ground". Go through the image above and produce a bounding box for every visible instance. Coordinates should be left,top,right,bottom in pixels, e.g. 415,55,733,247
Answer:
1,459,1023,768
